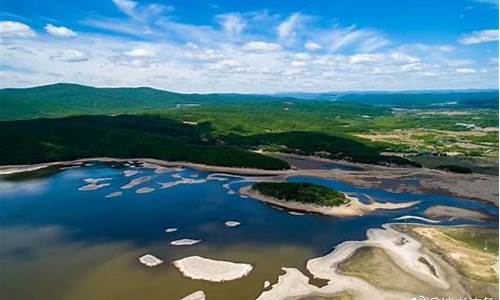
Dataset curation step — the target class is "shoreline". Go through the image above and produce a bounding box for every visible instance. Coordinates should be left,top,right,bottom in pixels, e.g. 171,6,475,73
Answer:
0,155,497,205
239,186,419,217
258,222,488,300
0,157,291,176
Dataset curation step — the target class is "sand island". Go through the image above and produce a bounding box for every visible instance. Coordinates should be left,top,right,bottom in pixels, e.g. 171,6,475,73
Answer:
241,181,419,217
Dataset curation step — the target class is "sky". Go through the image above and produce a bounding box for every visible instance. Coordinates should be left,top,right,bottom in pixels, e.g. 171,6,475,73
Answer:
0,0,498,93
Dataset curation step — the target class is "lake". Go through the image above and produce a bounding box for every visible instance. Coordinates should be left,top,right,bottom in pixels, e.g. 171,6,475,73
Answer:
0,162,497,300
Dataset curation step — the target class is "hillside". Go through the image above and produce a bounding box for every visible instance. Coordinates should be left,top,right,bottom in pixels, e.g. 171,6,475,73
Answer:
0,83,297,120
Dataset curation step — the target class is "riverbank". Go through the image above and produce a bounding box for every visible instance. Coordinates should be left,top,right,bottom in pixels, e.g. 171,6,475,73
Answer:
0,154,497,205
258,223,498,300
240,186,419,217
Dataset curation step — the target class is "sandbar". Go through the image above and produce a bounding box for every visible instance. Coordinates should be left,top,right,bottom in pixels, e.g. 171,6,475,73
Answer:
78,182,110,191
424,205,490,221
179,290,206,300
138,254,163,267
136,187,155,194
224,221,241,227
240,186,419,217
170,239,201,246
121,176,151,189
173,256,253,282
105,191,123,198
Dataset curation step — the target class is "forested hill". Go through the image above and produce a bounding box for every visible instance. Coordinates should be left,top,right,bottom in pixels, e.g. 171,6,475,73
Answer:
0,83,297,120
277,90,499,109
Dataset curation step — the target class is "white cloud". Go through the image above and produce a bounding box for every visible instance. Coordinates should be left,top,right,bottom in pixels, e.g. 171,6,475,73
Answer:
123,48,155,58
1,8,497,92
305,41,322,51
358,36,389,52
45,24,77,38
216,13,246,37
111,0,172,22
291,60,307,67
112,0,138,18
437,45,455,52
50,50,90,62
475,0,499,7
455,68,477,74
242,41,282,52
390,52,420,64
0,21,36,38
349,53,384,64
318,26,385,53
459,29,498,44
277,13,301,40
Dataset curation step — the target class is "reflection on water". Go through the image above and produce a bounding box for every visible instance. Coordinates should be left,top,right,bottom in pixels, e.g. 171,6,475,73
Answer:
0,163,497,300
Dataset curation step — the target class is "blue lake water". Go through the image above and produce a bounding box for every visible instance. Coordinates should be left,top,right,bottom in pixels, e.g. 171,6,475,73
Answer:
0,163,497,300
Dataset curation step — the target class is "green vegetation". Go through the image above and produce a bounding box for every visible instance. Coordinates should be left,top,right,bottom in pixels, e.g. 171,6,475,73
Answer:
409,155,498,176
435,164,472,174
0,83,497,171
444,227,499,256
337,246,435,295
252,182,348,206
0,115,289,170
0,83,298,121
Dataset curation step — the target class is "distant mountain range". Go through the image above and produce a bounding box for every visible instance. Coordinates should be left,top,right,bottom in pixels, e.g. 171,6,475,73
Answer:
274,90,499,108
0,83,497,120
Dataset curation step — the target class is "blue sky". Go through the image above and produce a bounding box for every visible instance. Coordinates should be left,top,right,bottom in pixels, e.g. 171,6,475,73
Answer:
0,0,498,92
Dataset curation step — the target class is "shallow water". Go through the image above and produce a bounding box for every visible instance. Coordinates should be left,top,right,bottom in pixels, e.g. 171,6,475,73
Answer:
0,163,497,300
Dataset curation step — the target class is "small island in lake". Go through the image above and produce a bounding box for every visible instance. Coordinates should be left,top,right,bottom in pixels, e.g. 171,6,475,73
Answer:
252,182,348,207
242,181,419,217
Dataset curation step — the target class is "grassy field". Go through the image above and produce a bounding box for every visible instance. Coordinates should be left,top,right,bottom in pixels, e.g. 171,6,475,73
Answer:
252,182,348,206
397,225,498,298
337,246,439,295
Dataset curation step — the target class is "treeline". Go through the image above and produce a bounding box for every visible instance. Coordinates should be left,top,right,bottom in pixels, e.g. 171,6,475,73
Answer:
0,115,290,170
224,131,420,167
253,182,347,206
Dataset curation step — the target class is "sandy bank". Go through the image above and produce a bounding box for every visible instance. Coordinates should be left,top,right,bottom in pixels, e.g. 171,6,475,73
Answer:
179,290,206,300
240,186,419,217
1,155,497,204
257,268,320,300
78,182,110,191
394,215,441,224
424,205,490,221
138,254,163,267
170,239,201,246
224,221,241,227
105,191,122,198
173,256,253,282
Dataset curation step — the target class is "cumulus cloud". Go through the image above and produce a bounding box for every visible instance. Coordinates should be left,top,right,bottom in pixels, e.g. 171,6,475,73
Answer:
216,13,246,37
123,48,155,58
50,50,90,62
242,41,282,52
459,29,498,44
0,21,36,38
349,53,384,64
1,6,497,92
45,24,77,38
305,41,322,51
390,52,420,64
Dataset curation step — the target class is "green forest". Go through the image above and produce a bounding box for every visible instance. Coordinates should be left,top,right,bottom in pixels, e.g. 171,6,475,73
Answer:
253,182,348,206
